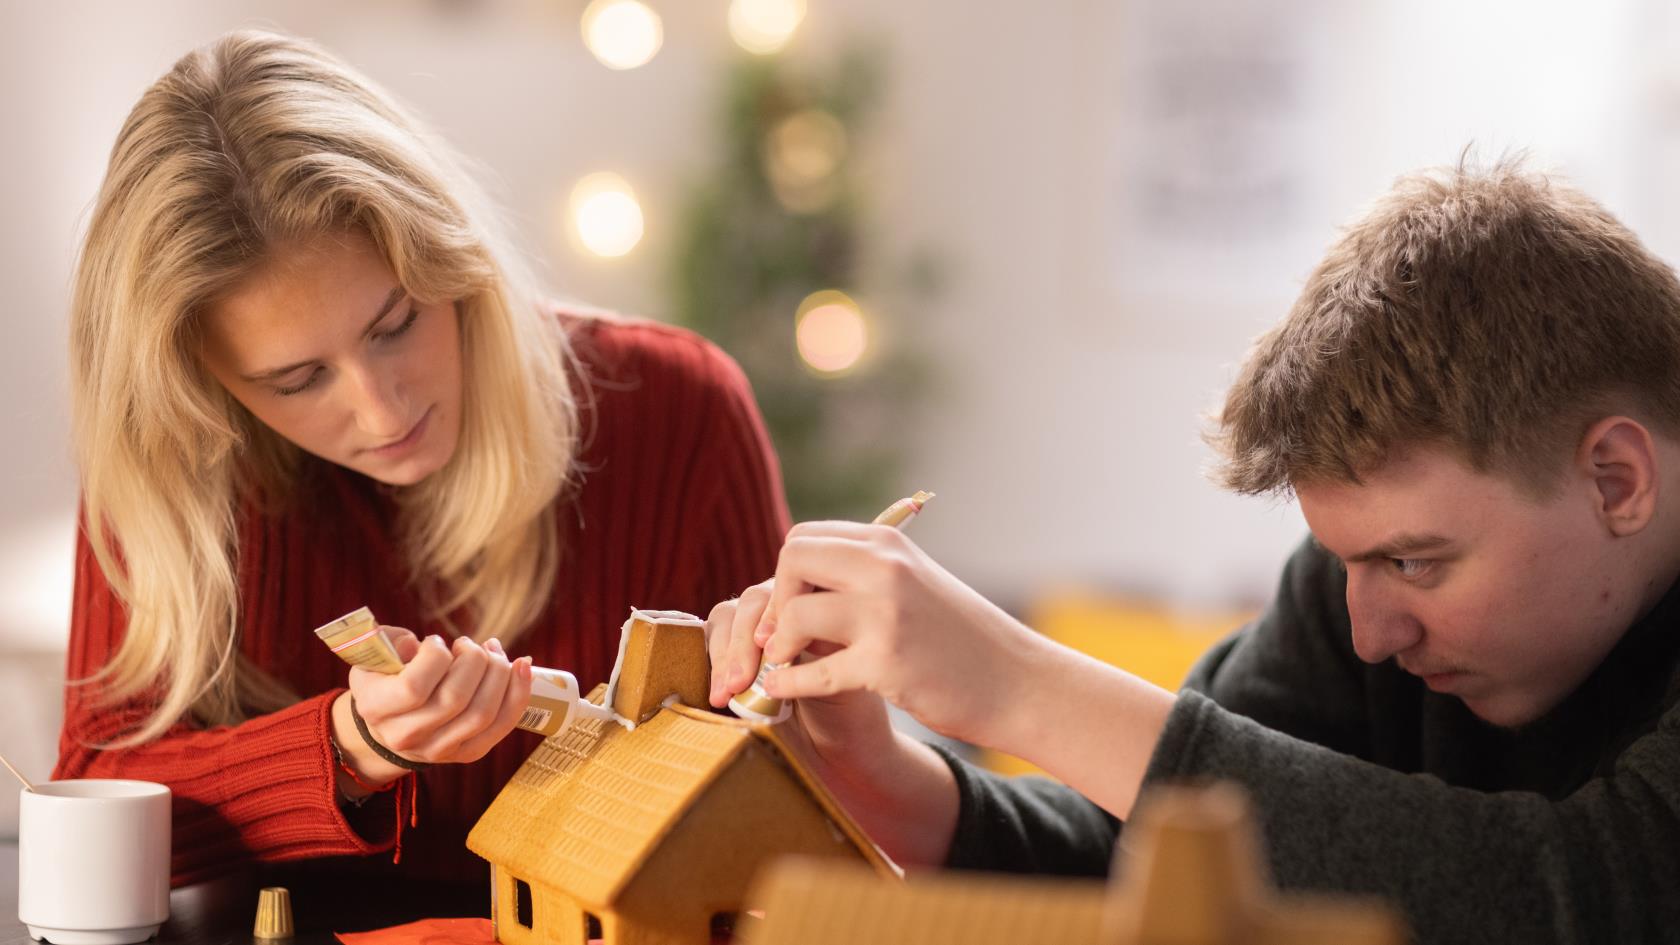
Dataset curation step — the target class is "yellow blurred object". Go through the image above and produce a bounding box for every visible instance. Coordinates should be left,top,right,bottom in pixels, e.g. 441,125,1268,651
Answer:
977,592,1251,777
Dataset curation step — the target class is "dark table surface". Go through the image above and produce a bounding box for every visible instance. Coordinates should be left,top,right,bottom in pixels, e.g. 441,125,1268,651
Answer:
3,843,488,945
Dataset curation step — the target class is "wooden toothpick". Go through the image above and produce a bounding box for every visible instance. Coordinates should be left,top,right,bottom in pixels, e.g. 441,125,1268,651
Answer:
0,751,37,792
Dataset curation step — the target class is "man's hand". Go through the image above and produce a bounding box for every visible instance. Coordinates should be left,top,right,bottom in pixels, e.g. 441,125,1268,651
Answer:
752,521,1178,823
757,521,1051,749
704,583,960,868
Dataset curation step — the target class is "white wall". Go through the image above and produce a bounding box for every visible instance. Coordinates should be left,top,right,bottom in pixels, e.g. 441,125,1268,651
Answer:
2,0,1676,831
815,0,1663,604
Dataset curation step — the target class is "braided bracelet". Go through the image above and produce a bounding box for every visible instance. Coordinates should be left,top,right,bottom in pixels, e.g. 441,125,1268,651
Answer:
349,697,433,771
328,734,375,807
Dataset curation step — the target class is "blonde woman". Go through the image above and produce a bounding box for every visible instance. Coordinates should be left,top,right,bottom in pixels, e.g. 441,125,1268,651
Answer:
58,29,788,885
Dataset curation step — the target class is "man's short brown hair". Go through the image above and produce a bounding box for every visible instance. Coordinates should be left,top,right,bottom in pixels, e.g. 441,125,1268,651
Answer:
1211,158,1680,497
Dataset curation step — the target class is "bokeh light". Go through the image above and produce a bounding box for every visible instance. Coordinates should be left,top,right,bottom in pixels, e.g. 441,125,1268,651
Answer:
580,0,664,71
765,109,847,214
795,290,870,375
728,0,806,55
569,172,645,257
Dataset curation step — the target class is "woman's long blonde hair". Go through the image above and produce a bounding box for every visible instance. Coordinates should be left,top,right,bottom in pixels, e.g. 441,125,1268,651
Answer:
70,29,577,745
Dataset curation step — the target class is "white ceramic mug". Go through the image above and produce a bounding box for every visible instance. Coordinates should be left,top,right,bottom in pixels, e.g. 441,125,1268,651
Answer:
18,780,171,945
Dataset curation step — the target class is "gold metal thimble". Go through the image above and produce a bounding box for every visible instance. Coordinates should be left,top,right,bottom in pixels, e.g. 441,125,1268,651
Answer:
253,886,295,939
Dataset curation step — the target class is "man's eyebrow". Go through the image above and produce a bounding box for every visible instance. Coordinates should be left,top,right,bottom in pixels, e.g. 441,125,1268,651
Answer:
239,286,407,382
1344,532,1454,564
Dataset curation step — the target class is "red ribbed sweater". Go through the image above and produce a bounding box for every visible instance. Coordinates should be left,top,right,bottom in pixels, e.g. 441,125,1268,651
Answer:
55,315,790,886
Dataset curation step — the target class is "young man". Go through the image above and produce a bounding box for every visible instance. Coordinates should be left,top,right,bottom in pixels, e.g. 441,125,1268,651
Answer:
706,162,1680,944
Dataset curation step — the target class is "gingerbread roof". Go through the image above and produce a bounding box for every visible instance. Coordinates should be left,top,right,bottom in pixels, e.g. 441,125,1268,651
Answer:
467,691,894,910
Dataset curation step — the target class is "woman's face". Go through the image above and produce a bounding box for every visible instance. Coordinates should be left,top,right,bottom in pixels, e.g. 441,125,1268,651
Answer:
200,231,464,486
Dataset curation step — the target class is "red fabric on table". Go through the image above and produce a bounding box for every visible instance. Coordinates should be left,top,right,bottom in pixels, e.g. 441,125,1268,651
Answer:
336,918,495,945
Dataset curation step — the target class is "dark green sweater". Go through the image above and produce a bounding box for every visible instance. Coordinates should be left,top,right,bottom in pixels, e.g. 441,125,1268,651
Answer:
938,537,1680,944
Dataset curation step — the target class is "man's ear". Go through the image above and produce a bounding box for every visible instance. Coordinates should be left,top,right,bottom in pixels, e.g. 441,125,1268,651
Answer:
1576,416,1659,537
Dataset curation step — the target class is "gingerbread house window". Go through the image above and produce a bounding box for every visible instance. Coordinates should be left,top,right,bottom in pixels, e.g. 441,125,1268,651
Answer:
513,879,533,929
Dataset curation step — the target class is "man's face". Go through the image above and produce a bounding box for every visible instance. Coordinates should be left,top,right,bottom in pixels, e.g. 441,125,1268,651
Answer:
1296,446,1635,728
200,231,464,487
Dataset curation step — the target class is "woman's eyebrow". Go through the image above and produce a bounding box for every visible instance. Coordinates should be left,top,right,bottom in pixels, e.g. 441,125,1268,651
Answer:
239,286,406,381
357,286,408,340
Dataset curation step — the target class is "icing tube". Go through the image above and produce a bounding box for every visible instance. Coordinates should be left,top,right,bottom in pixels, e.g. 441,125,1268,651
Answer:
313,607,616,737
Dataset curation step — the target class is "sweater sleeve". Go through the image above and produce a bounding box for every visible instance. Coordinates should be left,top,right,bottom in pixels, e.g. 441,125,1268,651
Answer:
934,537,1379,875
1144,690,1680,945
54,518,409,886
933,744,1119,876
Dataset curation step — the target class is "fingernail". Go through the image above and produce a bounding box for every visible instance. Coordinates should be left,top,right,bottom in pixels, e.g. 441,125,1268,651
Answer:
753,619,775,645
727,661,742,686
518,657,532,678
486,637,505,656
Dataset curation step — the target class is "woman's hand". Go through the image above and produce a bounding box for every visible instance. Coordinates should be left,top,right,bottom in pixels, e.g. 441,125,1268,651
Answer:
331,627,533,792
756,521,1051,750
705,581,960,868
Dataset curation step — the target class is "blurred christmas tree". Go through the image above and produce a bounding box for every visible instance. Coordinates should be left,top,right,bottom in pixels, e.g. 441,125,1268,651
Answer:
667,45,936,522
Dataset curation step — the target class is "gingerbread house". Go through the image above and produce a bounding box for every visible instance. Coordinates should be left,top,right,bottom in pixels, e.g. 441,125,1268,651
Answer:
466,610,897,945
738,783,1406,945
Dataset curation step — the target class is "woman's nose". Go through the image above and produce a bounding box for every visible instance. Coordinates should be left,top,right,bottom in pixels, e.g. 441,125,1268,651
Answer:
345,364,408,439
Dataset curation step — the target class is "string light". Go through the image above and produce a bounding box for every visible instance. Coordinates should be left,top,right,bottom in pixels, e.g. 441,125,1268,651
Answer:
765,109,847,213
795,290,870,375
581,0,664,71
728,0,806,55
569,172,644,258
